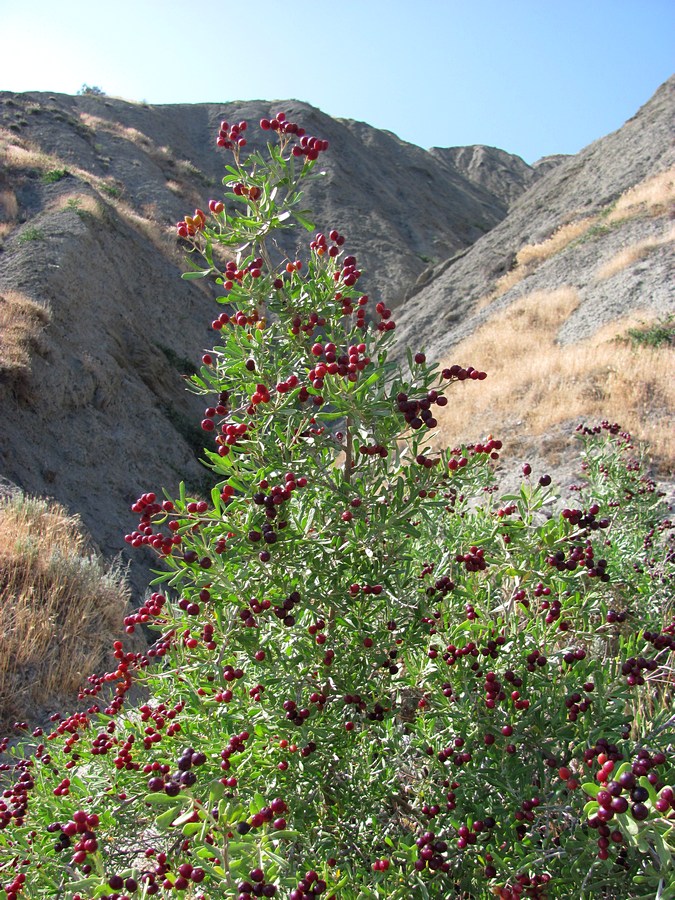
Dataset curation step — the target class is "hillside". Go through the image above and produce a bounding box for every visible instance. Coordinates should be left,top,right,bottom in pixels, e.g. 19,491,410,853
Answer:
0,92,536,594
395,76,675,479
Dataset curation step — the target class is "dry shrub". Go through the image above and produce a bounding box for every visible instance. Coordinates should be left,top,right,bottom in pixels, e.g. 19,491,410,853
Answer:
0,221,15,247
594,223,675,281
435,290,675,472
0,494,132,725
607,165,675,223
0,291,51,378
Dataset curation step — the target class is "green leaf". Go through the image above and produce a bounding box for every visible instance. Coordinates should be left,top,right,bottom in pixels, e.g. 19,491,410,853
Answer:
294,210,315,230
181,270,209,280
582,782,601,798
156,804,184,829
146,792,183,806
172,809,200,827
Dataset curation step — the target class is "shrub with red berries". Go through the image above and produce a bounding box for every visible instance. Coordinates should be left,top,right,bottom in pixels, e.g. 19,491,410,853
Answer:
0,115,673,900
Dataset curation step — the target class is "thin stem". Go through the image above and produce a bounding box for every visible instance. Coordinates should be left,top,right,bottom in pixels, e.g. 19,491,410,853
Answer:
344,416,353,485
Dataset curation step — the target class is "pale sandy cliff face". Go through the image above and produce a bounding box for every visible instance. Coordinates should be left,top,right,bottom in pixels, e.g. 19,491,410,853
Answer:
1,81,672,596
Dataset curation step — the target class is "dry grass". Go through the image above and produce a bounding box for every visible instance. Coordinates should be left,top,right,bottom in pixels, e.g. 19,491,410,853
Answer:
51,192,104,219
0,140,65,175
606,165,675,224
0,221,15,248
0,188,19,222
112,200,184,262
435,289,675,472
515,218,598,268
476,167,675,311
79,113,154,148
594,223,675,281
0,494,132,725
476,218,598,309
0,291,51,378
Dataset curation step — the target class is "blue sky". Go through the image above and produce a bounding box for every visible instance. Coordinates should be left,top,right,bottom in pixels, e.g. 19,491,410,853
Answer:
1,0,672,163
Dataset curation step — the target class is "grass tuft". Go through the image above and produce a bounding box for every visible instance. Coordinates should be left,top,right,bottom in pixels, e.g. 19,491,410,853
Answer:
0,291,51,378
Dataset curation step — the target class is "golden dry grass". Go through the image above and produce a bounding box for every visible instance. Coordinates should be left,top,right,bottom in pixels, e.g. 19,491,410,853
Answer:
594,223,675,281
476,167,675,311
51,192,104,218
0,291,51,377
435,289,675,471
0,494,132,725
0,139,64,175
606,165,675,224
0,188,19,222
475,218,597,309
0,221,15,248
78,113,154,148
515,218,598,268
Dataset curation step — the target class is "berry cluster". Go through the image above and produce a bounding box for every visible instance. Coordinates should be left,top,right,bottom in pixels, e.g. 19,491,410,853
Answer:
308,341,372,388
231,182,262,201
1,871,25,900
124,592,167,632
621,654,658,685
212,309,263,330
564,688,593,722
176,208,206,238
442,364,487,382
456,546,488,573
216,118,248,149
288,869,327,899
271,590,303,627
290,309,326,337
310,229,345,257
235,869,278,898
497,872,551,899
0,759,34,829
396,388,445,431
335,253,361,288
48,809,100,868
138,700,185,749
546,542,610,581
413,830,451,872
561,504,610,530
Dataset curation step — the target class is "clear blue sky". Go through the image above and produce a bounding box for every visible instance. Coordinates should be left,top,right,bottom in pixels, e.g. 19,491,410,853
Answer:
1,0,672,163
